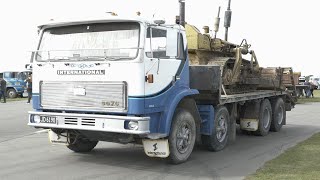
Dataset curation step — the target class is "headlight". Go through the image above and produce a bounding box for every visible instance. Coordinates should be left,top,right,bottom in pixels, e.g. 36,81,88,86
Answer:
128,121,139,130
15,82,20,85
33,115,41,123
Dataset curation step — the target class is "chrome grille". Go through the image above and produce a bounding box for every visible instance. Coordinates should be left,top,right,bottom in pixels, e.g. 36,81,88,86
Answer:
40,81,127,112
81,118,95,126
64,117,77,125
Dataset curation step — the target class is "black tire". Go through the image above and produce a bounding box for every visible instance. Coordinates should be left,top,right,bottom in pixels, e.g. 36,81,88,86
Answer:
270,98,286,132
296,91,301,98
168,108,196,164
254,99,272,136
7,89,17,98
67,137,98,153
202,106,229,151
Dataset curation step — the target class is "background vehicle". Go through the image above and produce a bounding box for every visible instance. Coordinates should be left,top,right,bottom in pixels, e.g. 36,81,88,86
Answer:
0,70,30,98
282,72,320,97
27,0,296,164
309,76,320,89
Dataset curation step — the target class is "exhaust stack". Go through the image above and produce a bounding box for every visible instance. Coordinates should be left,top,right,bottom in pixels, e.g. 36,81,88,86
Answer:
179,0,186,27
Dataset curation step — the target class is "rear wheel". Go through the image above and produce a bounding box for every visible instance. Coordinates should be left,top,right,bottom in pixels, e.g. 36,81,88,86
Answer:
270,98,286,132
254,99,272,136
203,106,229,151
67,135,98,152
7,89,17,98
168,108,196,164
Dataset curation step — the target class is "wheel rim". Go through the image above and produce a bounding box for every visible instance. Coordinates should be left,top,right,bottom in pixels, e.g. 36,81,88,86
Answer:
8,91,15,98
176,122,191,154
263,108,271,129
276,106,284,124
216,114,227,142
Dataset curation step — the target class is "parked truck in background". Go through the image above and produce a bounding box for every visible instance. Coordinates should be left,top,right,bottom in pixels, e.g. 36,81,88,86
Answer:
309,76,320,90
283,72,318,97
27,0,296,164
0,70,30,98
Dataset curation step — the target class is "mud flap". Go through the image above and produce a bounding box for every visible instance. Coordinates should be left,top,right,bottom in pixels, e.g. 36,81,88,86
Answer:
142,139,170,158
48,130,68,145
240,119,259,131
240,101,260,131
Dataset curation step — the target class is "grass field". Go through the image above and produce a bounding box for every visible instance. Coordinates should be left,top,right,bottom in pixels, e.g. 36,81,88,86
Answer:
4,97,27,102
246,133,320,180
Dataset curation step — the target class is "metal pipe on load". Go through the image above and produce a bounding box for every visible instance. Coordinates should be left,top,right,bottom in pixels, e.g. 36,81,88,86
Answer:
214,6,221,38
179,0,186,27
224,0,232,41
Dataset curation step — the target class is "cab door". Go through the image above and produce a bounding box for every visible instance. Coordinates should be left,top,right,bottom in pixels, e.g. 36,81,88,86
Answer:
144,27,181,99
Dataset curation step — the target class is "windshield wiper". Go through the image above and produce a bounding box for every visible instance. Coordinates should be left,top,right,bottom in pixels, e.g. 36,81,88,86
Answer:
105,57,127,61
82,56,129,61
45,56,71,61
43,56,130,62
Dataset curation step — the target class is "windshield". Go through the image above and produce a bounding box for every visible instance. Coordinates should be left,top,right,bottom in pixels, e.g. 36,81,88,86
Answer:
17,72,29,80
36,22,140,61
4,72,18,79
145,28,167,58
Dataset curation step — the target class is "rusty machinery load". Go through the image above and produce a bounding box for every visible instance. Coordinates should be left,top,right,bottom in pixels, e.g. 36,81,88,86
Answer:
183,0,286,94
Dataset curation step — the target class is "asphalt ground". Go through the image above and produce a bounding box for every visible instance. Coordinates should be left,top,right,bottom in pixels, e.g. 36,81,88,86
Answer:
0,101,319,180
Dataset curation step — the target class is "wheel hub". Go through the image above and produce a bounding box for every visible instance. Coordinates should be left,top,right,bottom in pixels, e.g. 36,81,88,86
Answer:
216,115,227,142
176,123,191,154
263,108,271,129
277,106,284,124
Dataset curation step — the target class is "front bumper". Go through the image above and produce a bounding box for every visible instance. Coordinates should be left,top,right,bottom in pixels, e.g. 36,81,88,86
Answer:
28,111,150,135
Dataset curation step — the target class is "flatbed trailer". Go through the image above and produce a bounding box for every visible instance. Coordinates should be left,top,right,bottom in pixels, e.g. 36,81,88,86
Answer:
220,90,295,142
189,64,296,145
220,90,290,104
221,91,295,114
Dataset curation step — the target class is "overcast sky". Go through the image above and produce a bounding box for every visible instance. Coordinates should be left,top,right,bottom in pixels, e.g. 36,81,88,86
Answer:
1,0,319,76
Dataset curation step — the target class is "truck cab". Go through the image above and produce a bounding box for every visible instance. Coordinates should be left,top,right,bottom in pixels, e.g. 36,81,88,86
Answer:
28,17,199,163
0,71,29,98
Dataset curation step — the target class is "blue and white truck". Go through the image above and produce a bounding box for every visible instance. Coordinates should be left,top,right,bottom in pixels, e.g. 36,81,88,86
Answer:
28,2,296,164
0,70,30,98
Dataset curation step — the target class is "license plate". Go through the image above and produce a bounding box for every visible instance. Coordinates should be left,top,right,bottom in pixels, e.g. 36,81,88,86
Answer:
40,116,57,124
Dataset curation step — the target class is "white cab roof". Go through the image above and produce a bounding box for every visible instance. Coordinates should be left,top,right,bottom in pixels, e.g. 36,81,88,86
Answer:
38,15,185,31
38,15,151,29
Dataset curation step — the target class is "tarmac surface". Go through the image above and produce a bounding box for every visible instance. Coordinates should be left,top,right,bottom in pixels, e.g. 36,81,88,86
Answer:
0,101,319,180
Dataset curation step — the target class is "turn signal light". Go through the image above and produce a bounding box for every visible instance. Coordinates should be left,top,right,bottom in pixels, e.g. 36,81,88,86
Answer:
146,74,154,83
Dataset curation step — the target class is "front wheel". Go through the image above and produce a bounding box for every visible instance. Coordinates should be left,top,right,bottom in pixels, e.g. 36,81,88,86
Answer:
67,136,98,152
7,89,17,98
168,108,196,164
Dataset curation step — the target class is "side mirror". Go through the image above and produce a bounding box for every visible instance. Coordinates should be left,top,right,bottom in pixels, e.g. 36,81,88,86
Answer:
30,52,35,63
25,63,32,70
166,29,178,57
